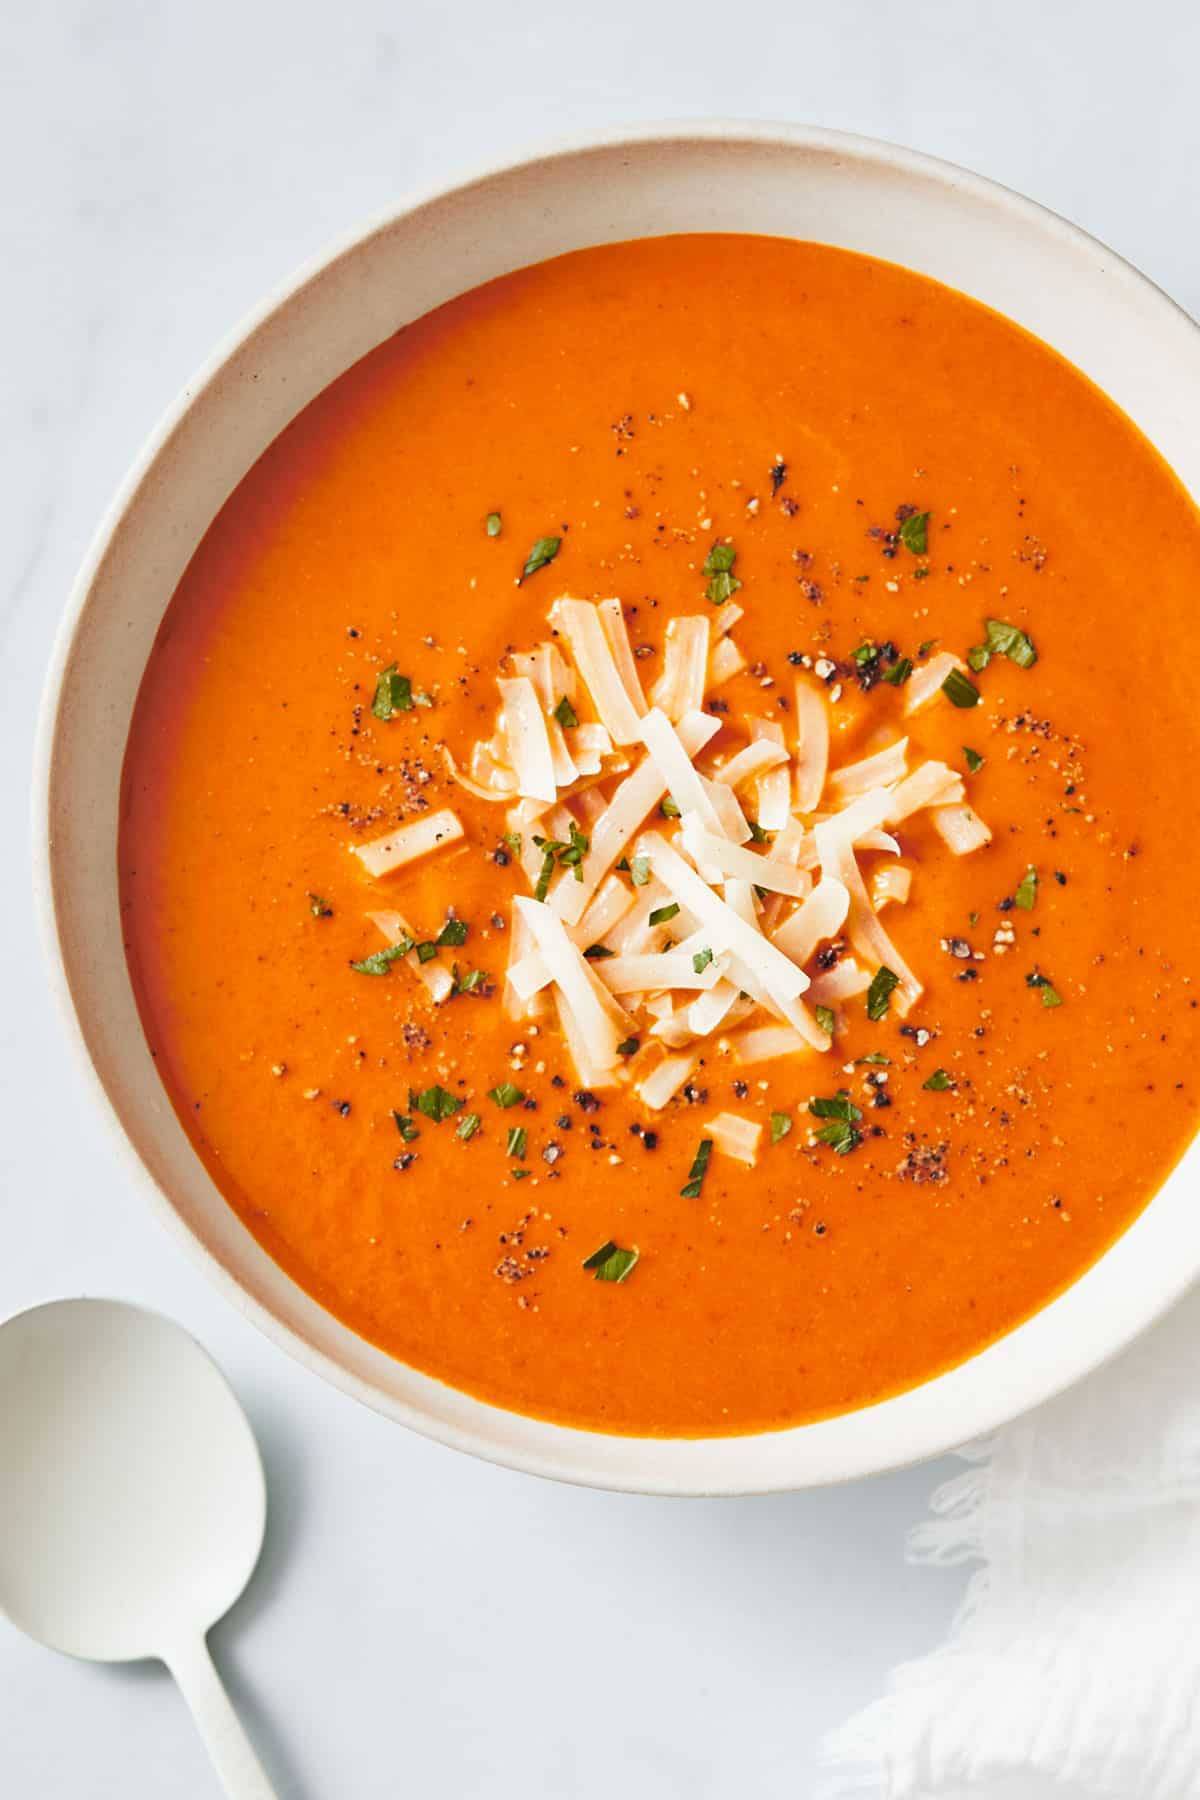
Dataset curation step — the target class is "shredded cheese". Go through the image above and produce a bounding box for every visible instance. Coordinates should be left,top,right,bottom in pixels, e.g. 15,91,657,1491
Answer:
705,1112,763,1166
354,581,998,1091
793,676,829,813
650,616,710,721
498,676,557,803
353,809,465,879
550,598,644,744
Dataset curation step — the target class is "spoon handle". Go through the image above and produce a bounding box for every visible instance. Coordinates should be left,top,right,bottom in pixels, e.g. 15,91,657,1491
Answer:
167,1634,278,1799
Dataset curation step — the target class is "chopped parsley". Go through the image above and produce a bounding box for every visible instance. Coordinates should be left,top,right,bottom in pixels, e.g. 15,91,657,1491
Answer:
503,830,522,854
648,902,680,926
808,1094,863,1123
391,1111,420,1141
350,940,411,975
692,947,714,974
308,893,333,918
410,1085,462,1122
488,1083,524,1108
455,1112,481,1141
616,1036,640,1057
532,821,590,901
660,796,682,819
436,918,468,948
582,1241,639,1283
814,1004,836,1037
450,966,486,996
506,1126,527,1159
553,695,579,729
855,1051,890,1066
814,1119,862,1155
769,1111,792,1144
702,540,742,605
866,965,900,1021
1027,972,1063,1008
963,746,985,773
747,819,770,843
1014,866,1038,911
881,656,912,686
629,855,651,887
584,943,616,960
415,941,439,964
372,665,414,720
923,1069,953,1091
485,511,502,537
967,618,1038,674
984,617,1037,668
520,535,561,582
899,511,930,555
680,1137,713,1199
941,667,981,709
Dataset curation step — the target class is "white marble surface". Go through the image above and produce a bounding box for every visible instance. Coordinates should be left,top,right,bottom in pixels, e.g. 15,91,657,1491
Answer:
3,4,1197,1795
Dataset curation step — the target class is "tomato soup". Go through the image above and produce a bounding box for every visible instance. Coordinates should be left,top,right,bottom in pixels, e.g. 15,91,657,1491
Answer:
119,235,1200,1436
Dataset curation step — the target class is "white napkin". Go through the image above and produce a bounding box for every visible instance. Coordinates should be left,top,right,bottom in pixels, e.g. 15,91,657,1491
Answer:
820,1286,1200,1800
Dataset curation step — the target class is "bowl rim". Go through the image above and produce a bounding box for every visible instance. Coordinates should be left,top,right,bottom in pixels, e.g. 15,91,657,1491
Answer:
31,117,1200,1494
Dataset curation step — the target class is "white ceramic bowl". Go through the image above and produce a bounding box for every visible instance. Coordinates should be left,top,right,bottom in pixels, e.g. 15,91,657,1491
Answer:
34,122,1200,1494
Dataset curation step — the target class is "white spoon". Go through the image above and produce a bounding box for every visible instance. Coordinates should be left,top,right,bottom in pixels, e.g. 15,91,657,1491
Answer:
0,1298,277,1798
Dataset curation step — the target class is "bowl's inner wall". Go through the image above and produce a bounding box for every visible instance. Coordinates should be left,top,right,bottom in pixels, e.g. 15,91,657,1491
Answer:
45,130,1200,1491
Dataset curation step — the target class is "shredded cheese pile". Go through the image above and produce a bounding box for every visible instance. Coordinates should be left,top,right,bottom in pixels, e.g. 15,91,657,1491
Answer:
351,596,992,1167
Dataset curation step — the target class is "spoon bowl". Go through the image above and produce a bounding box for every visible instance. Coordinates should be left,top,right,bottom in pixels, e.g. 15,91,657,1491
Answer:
0,1299,277,1796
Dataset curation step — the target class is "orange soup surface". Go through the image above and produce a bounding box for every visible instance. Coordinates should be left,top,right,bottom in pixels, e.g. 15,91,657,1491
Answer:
120,235,1200,1436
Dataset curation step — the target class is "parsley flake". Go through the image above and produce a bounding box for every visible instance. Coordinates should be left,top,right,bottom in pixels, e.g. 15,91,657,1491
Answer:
648,903,680,927
1014,866,1038,911
391,1111,420,1141
485,511,502,538
899,511,930,555
582,1241,639,1283
488,1083,524,1108
985,617,1038,669
680,1137,713,1199
814,1004,836,1038
702,540,742,605
455,1112,481,1141
436,918,468,948
769,1111,792,1144
692,947,714,974
506,1126,527,1159
520,536,561,582
815,1119,862,1155
866,965,900,1021
372,665,414,720
808,1094,863,1123
350,941,411,975
942,668,981,709
923,1069,953,1091
553,695,579,729
410,1085,462,1122
963,746,985,773
629,855,651,887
